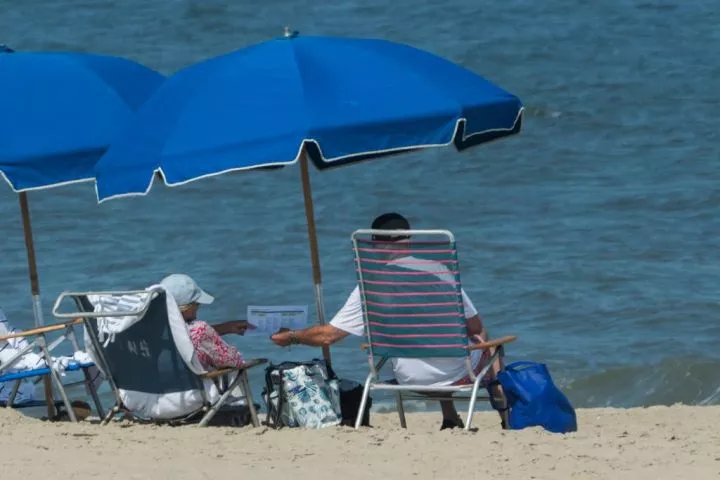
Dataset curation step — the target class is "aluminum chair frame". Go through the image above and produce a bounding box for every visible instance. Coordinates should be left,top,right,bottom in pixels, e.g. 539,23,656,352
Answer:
351,229,516,431
53,289,266,427
0,317,104,421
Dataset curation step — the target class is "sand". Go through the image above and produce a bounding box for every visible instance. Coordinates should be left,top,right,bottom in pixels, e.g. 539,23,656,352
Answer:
1,405,718,480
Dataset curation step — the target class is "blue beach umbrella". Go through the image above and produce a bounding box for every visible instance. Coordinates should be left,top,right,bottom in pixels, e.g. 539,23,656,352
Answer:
94,30,523,362
0,46,164,327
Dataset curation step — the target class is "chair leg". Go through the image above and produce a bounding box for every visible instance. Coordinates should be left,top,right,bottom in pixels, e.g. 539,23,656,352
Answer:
395,391,407,429
48,367,77,422
354,373,373,429
101,404,119,425
39,341,77,423
42,376,56,419
240,372,260,428
8,380,21,406
198,371,244,427
465,378,483,431
82,367,105,419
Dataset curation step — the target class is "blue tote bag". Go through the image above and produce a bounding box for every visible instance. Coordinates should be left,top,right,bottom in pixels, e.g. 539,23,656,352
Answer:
497,361,577,434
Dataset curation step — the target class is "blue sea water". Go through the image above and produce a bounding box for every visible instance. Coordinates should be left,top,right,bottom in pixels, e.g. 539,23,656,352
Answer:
1,0,719,411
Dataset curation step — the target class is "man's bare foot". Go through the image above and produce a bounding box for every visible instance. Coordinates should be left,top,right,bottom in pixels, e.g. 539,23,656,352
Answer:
440,415,465,431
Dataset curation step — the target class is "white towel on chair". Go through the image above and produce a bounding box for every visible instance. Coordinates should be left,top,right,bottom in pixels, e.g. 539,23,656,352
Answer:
51,351,95,374
1,347,96,376
0,348,44,371
85,285,204,376
0,307,102,402
87,288,160,346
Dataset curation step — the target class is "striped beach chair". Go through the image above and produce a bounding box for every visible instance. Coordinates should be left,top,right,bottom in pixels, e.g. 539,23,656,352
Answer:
53,287,266,427
351,229,517,430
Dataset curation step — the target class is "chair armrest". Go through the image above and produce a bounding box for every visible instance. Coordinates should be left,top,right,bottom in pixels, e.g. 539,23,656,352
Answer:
199,358,268,379
201,368,236,379
0,318,84,341
466,335,517,351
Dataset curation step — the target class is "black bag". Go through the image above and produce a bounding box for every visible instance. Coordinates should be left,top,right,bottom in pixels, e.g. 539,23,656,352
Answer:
338,379,372,427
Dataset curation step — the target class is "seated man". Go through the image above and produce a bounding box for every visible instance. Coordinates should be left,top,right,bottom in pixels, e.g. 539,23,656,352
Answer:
160,274,254,371
271,213,507,429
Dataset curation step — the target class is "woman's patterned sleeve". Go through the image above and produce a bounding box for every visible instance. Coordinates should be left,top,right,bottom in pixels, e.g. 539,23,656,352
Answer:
189,322,244,369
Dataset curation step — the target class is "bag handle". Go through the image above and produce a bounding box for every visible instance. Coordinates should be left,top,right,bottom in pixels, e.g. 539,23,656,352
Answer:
506,361,544,371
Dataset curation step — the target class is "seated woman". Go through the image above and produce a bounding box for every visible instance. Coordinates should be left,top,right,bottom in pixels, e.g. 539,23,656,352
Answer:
159,274,254,370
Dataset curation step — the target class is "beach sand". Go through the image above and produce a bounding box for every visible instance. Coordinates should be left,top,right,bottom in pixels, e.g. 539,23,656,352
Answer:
1,405,718,480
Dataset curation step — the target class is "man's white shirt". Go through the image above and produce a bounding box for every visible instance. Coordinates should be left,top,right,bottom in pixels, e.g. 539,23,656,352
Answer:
330,256,481,385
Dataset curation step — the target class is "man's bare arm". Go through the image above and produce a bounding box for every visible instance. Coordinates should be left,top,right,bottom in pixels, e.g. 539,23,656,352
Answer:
466,314,488,340
271,324,349,347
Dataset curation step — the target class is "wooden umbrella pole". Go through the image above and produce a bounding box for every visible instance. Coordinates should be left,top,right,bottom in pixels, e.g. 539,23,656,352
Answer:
18,192,41,318
299,150,331,365
18,192,56,418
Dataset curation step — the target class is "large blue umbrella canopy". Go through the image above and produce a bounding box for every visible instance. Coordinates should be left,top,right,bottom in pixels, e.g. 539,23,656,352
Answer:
94,32,523,362
1,49,164,191
0,47,164,329
95,33,522,199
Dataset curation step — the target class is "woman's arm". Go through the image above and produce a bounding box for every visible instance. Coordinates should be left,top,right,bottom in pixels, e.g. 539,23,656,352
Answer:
211,320,254,336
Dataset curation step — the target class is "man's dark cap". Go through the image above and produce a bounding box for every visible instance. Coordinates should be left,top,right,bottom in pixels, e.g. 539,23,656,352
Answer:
371,212,411,242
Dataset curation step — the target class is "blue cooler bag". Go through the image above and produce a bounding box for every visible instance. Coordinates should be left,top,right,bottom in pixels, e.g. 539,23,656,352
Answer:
497,361,577,434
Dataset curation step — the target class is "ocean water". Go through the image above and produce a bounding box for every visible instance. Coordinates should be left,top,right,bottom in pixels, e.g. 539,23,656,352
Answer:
1,0,719,411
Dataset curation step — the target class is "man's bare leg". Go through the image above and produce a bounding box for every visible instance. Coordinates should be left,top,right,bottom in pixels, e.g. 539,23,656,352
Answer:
488,382,509,429
485,348,509,429
422,392,464,429
435,397,464,429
